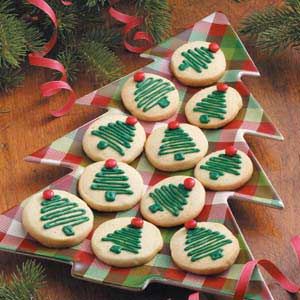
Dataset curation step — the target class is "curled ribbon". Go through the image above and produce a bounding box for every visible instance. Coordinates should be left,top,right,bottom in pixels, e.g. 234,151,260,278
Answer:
27,0,77,117
108,4,153,53
188,236,300,300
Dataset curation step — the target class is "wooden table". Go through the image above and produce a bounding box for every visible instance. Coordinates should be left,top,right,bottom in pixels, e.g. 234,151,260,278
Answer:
0,1,299,299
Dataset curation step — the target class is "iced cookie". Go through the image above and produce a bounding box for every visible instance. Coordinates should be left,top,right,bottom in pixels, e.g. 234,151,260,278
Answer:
170,41,226,87
194,146,253,191
91,217,163,267
140,176,205,227
121,71,180,121
82,114,146,163
170,220,240,275
145,121,208,172
22,189,94,248
185,83,243,129
78,159,144,212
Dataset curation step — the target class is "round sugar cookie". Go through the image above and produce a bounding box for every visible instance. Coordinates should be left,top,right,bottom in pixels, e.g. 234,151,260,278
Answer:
91,217,163,267
78,159,144,212
194,147,253,191
121,72,180,121
185,83,243,129
145,121,208,172
170,41,226,87
140,176,205,227
170,221,240,275
22,189,94,248
82,114,146,163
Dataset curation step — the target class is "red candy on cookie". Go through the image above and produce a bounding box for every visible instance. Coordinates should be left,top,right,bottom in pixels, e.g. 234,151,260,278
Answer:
134,71,145,82
184,178,195,190
126,116,137,126
105,158,117,169
217,82,228,92
168,120,180,130
131,217,144,228
225,145,237,156
43,189,54,200
185,219,197,230
209,42,220,53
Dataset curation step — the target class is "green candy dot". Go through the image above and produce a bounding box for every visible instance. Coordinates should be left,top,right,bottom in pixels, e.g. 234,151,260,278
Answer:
105,191,116,202
210,171,220,180
200,114,210,124
97,140,108,150
174,152,185,161
158,98,170,108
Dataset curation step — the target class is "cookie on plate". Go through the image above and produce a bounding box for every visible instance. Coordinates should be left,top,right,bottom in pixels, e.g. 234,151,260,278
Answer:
140,176,205,227
91,217,163,267
194,146,253,191
185,83,242,129
170,220,240,275
121,71,180,121
170,41,226,87
78,159,144,212
145,121,208,172
82,114,146,163
22,189,94,248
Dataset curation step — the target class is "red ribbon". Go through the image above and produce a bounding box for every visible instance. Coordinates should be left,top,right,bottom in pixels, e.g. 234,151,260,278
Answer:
188,236,300,300
108,5,153,53
27,0,77,117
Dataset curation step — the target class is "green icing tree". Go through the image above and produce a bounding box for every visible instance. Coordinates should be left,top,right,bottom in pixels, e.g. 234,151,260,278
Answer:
91,120,136,156
90,165,133,201
184,227,232,262
200,153,242,180
158,127,200,161
40,195,90,236
101,225,142,254
193,90,227,124
149,183,191,216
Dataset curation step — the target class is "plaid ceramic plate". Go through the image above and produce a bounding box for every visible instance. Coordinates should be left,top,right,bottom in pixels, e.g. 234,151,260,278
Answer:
0,12,283,300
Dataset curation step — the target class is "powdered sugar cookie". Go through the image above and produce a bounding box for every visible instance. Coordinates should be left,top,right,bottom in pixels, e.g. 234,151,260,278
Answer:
91,217,163,267
145,121,208,172
22,189,94,248
78,159,144,212
194,146,253,191
140,176,205,227
121,72,180,121
170,41,226,87
185,83,243,129
82,114,146,163
170,221,240,275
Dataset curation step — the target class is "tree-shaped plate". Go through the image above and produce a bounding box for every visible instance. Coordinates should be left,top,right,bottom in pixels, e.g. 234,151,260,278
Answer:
0,12,283,299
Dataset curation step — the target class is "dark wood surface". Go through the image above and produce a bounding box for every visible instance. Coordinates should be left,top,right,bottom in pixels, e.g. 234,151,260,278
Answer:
0,1,299,299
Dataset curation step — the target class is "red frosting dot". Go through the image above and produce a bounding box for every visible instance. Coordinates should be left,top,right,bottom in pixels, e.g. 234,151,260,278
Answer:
209,42,220,53
225,145,237,156
185,219,197,230
168,120,180,130
131,217,144,228
126,116,137,126
134,71,145,82
217,82,228,92
184,178,195,190
105,159,117,169
43,189,54,200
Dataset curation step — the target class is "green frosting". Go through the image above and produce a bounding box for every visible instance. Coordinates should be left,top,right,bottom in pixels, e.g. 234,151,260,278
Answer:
179,47,214,73
90,166,133,202
91,120,136,156
200,153,242,180
185,227,232,262
193,90,227,124
149,183,190,216
158,127,200,161
134,77,175,112
101,224,142,254
40,195,89,236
